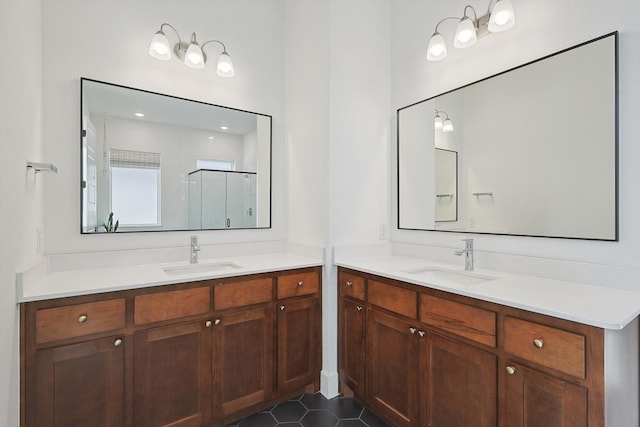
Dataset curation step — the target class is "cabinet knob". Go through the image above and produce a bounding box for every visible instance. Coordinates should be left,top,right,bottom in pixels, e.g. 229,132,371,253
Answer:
280,305,285,311
409,327,417,335
346,281,353,287
214,318,221,326
356,306,363,312
533,338,544,349
297,281,304,287
205,320,212,328
78,314,88,323
114,338,122,347
418,330,426,338
506,365,516,375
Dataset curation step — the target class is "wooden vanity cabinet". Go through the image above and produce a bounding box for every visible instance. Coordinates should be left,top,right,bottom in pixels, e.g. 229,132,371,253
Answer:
338,270,366,397
134,319,213,427
21,267,322,427
337,267,604,427
276,271,321,393
22,294,127,427
30,335,126,427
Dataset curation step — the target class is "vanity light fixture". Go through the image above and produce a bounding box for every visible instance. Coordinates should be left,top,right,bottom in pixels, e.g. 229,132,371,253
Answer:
435,110,454,132
148,23,235,77
427,0,515,62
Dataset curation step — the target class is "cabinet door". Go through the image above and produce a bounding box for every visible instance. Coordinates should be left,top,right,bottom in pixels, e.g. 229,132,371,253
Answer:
277,297,320,392
31,335,125,427
339,297,366,396
504,362,587,427
422,334,497,427
134,320,212,427
212,306,274,418
366,309,418,427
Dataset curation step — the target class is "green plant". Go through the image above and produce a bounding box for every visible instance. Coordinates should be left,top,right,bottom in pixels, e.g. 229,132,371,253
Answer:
104,212,119,232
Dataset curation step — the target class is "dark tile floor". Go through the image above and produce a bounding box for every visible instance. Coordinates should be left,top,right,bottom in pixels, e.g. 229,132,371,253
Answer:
224,393,391,427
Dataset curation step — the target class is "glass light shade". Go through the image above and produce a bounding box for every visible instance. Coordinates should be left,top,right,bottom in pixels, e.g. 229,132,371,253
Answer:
454,17,477,48
434,114,444,130
184,42,205,69
427,32,447,61
488,0,515,33
149,31,171,61
442,118,454,132
216,52,235,77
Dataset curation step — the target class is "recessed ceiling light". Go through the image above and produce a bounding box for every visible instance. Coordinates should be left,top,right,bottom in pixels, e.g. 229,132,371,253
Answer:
220,126,228,130
134,112,145,117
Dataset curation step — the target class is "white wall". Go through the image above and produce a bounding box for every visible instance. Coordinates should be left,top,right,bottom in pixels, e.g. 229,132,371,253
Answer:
391,0,640,271
0,1,44,425
41,0,286,254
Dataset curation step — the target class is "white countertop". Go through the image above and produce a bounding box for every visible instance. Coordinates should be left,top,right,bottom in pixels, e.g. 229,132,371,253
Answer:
18,253,322,303
336,255,640,330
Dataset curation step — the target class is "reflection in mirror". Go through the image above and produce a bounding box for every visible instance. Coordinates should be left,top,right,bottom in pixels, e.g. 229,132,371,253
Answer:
81,79,271,233
435,149,457,222
398,32,617,240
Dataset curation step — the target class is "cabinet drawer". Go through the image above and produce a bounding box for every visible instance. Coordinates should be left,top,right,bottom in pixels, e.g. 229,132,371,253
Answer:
135,286,211,325
368,280,417,319
214,278,273,310
420,294,496,347
35,298,126,344
277,271,319,299
338,271,366,300
504,316,585,378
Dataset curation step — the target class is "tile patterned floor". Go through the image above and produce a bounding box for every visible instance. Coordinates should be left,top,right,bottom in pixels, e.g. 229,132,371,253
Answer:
224,393,391,427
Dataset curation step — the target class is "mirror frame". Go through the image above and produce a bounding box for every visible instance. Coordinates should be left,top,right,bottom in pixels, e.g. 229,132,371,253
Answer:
397,32,618,241
80,78,273,234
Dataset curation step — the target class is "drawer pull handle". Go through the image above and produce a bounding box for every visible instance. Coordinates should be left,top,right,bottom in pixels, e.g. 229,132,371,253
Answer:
418,330,426,338
409,327,417,335
506,365,516,375
205,320,212,328
533,338,544,349
280,305,285,311
298,281,304,287
214,318,221,326
114,338,122,347
346,281,353,287
78,314,88,323
356,306,363,312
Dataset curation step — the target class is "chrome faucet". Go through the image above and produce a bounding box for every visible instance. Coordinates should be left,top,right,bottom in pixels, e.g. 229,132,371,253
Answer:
190,235,200,264
454,238,474,271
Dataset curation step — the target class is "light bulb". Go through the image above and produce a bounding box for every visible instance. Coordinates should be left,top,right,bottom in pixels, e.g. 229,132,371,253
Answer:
488,0,515,33
434,114,444,130
216,51,235,77
454,17,477,48
442,118,454,132
427,32,447,61
149,30,171,61
184,42,205,69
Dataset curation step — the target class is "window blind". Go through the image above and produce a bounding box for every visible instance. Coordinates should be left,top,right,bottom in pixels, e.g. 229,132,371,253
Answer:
109,149,161,169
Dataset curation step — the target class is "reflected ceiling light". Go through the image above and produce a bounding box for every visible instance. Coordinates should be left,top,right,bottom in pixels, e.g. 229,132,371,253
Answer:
220,126,229,130
149,23,235,77
427,0,515,62
134,112,145,117
435,110,454,132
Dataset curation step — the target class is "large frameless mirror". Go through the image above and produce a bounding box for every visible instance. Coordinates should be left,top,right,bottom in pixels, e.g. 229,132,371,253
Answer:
398,32,617,240
81,78,271,233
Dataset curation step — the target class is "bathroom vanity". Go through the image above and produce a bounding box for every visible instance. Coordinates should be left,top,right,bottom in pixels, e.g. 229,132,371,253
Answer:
336,259,639,427
19,260,322,427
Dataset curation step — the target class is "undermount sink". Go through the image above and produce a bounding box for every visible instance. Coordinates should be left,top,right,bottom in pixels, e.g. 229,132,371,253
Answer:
403,266,497,287
162,261,242,276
